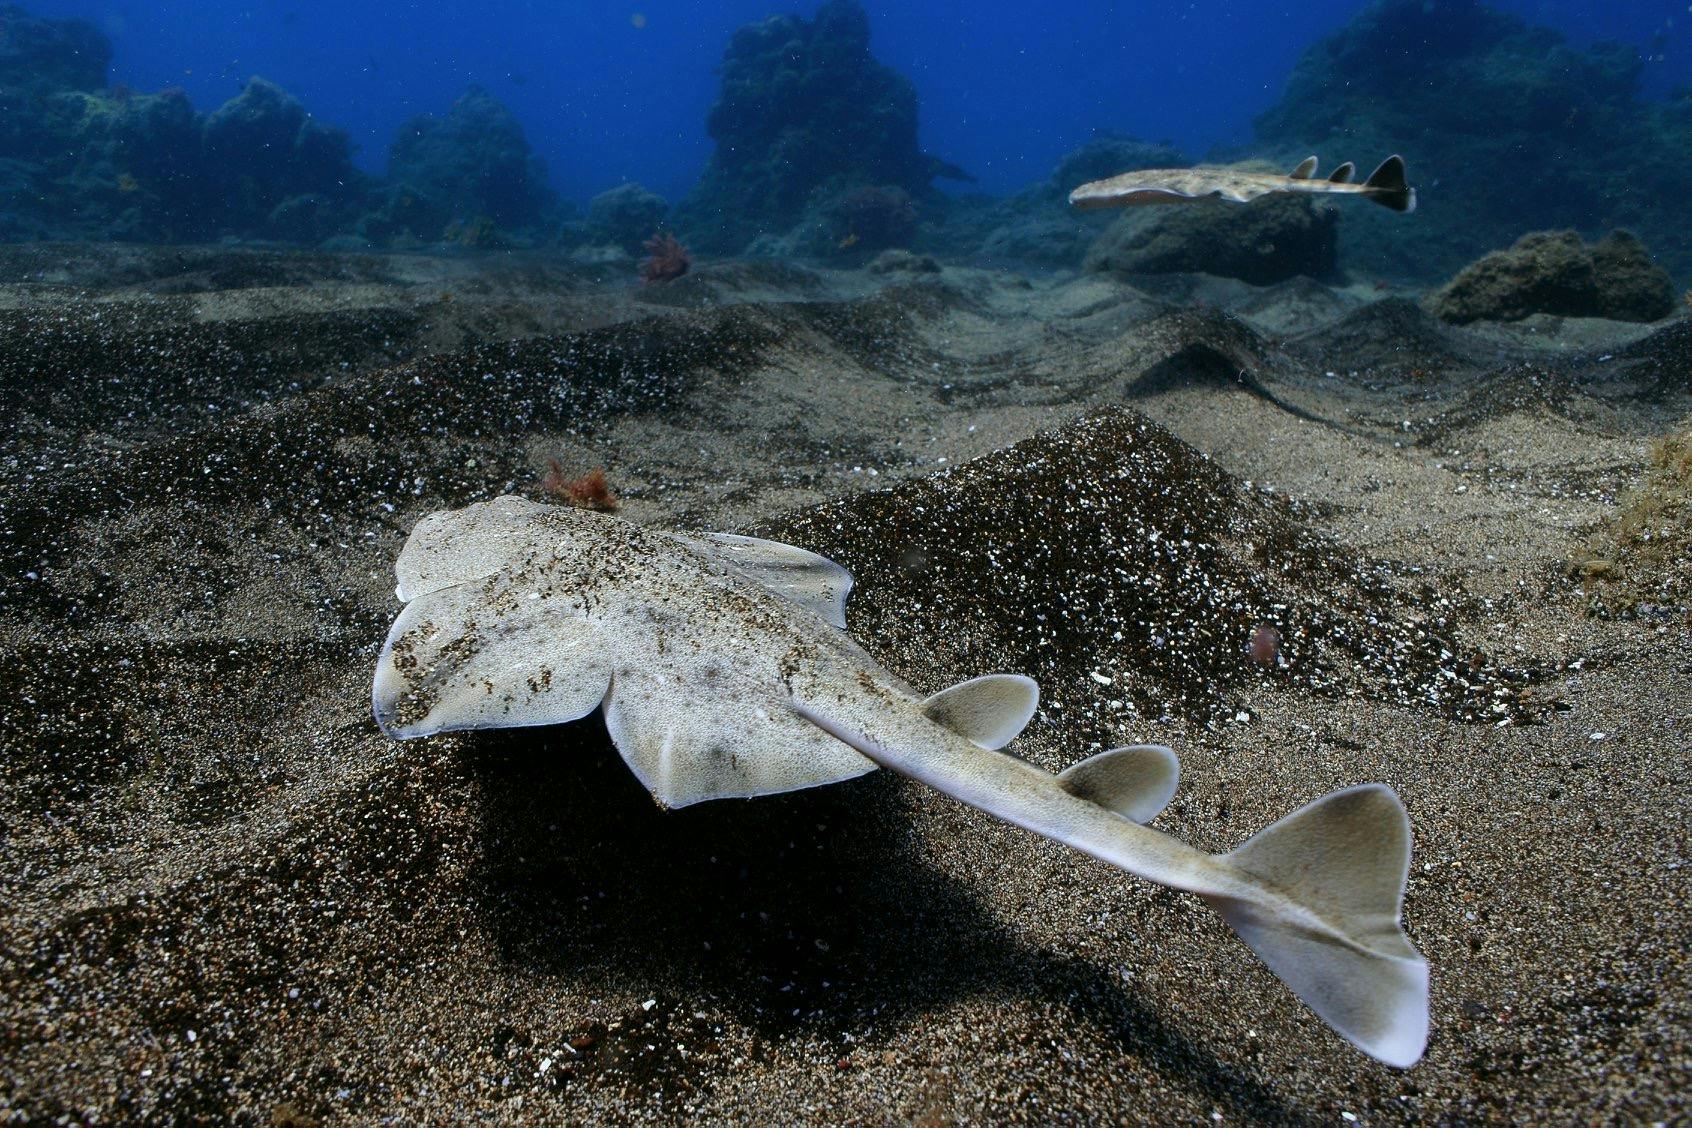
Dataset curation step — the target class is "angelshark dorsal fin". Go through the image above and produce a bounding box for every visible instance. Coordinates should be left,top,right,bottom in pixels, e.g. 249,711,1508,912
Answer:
1327,161,1356,184
1289,156,1319,179
921,674,1038,749
1057,745,1179,823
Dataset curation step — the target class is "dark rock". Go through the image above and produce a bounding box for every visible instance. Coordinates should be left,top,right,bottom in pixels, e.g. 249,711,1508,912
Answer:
585,183,669,255
0,4,110,97
6,87,203,240
201,78,360,234
674,0,963,254
824,184,918,251
2,62,363,244
866,248,940,275
383,86,557,240
264,193,342,245
1429,230,1676,324
1251,0,1692,284
1083,194,1338,285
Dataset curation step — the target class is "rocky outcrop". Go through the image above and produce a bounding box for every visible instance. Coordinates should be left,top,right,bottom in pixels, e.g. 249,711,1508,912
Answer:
581,183,669,255
673,0,966,254
200,78,362,239
1428,230,1676,324
1083,194,1338,285
370,86,558,243
0,6,367,242
0,2,108,98
0,5,568,248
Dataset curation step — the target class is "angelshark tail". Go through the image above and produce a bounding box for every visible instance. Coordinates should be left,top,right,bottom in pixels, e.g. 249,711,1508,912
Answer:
1206,785,1429,1068
792,697,1429,1067
1361,155,1416,213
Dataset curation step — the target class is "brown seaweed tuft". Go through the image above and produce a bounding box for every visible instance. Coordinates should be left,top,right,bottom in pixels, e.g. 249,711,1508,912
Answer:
639,232,691,284
538,461,619,511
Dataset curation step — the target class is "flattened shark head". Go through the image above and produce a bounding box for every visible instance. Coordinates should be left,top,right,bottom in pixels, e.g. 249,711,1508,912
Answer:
373,496,884,807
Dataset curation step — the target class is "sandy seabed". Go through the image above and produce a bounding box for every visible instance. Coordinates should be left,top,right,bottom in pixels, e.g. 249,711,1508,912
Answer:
0,243,1686,1124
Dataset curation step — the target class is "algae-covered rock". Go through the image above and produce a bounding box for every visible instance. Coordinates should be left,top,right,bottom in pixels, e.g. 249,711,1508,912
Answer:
674,0,965,254
1251,0,1692,284
584,183,669,255
1429,230,1675,324
0,10,365,246
202,77,362,235
1083,194,1337,285
0,3,110,98
382,86,557,240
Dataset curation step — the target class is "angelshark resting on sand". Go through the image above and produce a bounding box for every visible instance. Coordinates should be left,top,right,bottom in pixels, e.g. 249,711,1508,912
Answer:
372,496,1429,1068
1069,154,1417,214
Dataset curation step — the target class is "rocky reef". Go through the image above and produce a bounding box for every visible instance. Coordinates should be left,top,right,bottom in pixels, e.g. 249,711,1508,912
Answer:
574,183,671,256
0,2,365,243
1428,230,1676,324
673,0,968,255
0,5,555,248
1251,0,1692,284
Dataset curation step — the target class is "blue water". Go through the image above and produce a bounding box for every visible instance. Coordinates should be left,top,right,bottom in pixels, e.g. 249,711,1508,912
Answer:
23,0,1690,205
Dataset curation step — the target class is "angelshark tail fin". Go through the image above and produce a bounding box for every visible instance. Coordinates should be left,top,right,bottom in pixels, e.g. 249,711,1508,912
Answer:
1361,155,1416,213
1207,784,1429,1068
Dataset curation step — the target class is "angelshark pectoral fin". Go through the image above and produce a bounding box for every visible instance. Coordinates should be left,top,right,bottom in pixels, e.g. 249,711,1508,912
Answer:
676,531,855,628
392,494,555,602
372,579,613,738
604,668,876,807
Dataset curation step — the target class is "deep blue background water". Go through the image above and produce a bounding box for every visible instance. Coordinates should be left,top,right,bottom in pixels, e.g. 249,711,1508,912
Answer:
24,0,1690,206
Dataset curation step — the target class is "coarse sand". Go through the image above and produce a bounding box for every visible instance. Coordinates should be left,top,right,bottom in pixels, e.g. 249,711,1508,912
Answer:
1,244,1686,1124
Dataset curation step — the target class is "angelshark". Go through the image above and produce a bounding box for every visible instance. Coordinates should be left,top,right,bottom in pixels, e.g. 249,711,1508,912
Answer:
1069,155,1417,214
372,496,1429,1067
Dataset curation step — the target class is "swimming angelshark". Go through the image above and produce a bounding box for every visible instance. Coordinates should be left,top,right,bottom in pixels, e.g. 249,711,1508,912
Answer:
1069,155,1417,214
372,495,1429,1067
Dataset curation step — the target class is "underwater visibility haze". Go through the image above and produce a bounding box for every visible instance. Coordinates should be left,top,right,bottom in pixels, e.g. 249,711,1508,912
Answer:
1,0,1688,1123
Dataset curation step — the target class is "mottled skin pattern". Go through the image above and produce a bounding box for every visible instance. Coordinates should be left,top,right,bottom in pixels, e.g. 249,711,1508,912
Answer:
1070,155,1415,213
374,496,883,803
373,496,1429,1066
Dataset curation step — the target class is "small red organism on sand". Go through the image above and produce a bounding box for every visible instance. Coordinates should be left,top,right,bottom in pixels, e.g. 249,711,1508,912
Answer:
1248,624,1281,666
539,461,619,511
639,232,691,283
